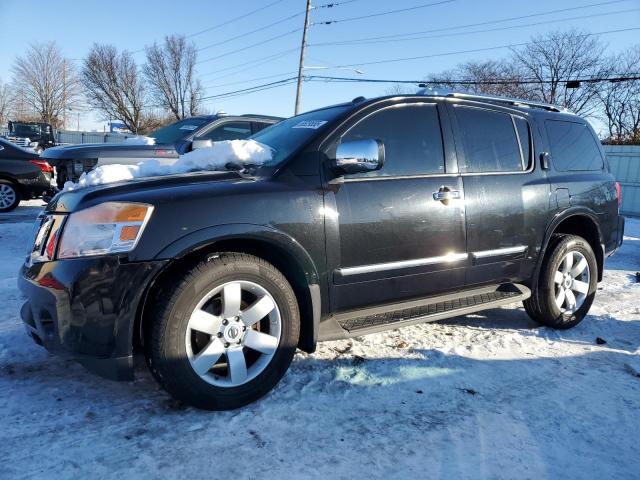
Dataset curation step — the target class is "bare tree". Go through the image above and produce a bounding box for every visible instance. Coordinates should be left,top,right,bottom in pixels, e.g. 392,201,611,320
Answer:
511,29,607,115
597,46,640,144
144,35,203,120
0,78,14,126
11,42,79,127
425,60,530,98
82,44,153,133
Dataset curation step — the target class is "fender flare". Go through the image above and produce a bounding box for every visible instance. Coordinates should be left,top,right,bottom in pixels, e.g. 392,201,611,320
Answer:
533,207,604,284
154,223,320,286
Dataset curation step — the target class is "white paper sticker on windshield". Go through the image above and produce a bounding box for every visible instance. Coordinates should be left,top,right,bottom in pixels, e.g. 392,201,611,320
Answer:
292,120,327,129
179,125,199,131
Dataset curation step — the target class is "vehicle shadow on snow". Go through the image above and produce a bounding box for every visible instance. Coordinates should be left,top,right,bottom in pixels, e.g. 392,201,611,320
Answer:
2,309,638,416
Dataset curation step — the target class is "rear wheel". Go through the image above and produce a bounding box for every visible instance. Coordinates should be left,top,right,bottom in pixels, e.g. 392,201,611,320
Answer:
147,253,300,410
524,234,597,329
0,180,21,212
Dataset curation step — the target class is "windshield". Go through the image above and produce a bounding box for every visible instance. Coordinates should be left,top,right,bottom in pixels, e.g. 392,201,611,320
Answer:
251,105,351,166
11,123,40,137
148,118,209,145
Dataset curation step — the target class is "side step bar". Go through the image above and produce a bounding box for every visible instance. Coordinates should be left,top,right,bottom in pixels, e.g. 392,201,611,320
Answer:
319,283,531,340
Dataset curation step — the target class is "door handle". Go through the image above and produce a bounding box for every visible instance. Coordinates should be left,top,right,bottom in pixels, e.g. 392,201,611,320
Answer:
433,189,461,202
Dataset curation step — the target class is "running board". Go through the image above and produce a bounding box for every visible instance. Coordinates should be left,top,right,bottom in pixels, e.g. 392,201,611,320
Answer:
319,283,530,340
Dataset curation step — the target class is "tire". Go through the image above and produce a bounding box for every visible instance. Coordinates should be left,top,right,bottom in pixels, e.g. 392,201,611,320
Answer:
524,234,597,329
147,253,300,410
0,180,21,212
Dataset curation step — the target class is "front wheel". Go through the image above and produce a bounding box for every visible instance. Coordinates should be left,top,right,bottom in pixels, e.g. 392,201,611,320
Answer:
524,234,598,329
147,253,300,410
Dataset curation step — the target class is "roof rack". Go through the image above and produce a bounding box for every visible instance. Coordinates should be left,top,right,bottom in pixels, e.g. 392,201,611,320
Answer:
416,87,569,113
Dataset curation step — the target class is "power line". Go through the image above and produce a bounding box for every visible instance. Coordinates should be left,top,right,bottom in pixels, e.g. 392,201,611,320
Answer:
305,74,640,85
188,0,288,38
199,72,640,105
310,7,640,46
198,48,299,79
200,77,299,102
198,28,301,64
311,0,633,44
325,27,640,69
197,11,304,53
312,0,455,25
203,71,298,89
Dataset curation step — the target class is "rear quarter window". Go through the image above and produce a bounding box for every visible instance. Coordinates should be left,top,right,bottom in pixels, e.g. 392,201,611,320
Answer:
545,120,603,171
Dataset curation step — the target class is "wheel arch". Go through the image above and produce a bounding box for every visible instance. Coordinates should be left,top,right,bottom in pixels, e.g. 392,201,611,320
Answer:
0,174,25,196
135,225,321,355
535,209,604,284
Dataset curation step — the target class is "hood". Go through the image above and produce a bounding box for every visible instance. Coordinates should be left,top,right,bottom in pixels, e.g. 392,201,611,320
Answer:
42,143,179,161
46,169,249,213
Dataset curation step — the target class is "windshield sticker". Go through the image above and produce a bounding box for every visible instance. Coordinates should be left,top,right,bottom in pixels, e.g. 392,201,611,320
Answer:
179,125,199,131
292,120,327,129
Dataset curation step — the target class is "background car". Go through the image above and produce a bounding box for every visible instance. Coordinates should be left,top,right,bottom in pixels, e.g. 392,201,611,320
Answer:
44,113,283,188
0,138,54,212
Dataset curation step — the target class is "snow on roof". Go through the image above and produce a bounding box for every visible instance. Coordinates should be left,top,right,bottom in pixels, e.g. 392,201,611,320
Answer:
63,139,273,192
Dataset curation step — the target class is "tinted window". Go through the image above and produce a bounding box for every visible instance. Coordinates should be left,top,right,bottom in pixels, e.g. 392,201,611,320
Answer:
341,104,445,177
545,120,603,171
252,122,272,134
455,107,523,173
148,118,209,145
197,122,252,142
514,117,531,169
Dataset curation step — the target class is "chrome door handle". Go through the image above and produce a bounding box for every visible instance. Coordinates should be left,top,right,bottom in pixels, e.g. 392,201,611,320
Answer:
432,190,460,202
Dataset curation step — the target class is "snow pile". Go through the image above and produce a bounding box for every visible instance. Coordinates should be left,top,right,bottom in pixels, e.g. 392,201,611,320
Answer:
123,136,156,145
63,139,273,191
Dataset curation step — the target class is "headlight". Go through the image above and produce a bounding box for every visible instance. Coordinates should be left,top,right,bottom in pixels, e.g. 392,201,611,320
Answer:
58,202,154,259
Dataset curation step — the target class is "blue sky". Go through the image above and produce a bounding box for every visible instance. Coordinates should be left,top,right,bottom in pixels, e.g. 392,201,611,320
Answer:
1,0,639,131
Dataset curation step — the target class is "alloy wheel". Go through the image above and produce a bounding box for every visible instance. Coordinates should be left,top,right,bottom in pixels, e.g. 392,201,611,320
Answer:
185,280,282,387
0,184,17,209
553,250,590,314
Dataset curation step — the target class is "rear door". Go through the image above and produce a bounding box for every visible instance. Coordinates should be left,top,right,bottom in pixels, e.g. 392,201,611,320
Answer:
449,104,549,286
323,100,468,312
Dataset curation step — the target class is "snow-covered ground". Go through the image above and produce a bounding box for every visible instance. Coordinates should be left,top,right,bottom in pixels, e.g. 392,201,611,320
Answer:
0,202,638,480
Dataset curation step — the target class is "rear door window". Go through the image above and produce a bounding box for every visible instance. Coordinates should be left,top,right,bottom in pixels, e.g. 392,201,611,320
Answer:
454,106,524,173
545,120,603,171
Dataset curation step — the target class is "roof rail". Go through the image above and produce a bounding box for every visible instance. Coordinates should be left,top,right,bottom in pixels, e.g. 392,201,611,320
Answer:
416,87,569,113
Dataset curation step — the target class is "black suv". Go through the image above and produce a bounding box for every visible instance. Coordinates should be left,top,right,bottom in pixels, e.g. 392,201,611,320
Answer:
18,91,625,410
44,113,282,189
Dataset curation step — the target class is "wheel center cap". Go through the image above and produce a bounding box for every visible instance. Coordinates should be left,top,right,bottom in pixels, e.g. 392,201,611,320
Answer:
563,275,573,289
223,322,243,343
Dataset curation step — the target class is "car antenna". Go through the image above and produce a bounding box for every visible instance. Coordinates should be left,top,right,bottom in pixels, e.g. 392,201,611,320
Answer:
351,96,366,104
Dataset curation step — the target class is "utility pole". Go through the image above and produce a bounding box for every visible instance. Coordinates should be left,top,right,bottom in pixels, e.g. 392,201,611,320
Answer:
62,59,67,130
294,0,312,115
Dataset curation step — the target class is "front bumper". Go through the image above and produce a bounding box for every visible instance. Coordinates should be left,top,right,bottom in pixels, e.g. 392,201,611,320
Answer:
18,255,167,381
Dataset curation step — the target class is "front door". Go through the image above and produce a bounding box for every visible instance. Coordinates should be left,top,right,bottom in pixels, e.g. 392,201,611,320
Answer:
323,100,468,312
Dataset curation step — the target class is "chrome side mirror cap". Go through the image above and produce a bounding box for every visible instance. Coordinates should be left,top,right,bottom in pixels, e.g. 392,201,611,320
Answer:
333,138,385,174
192,139,213,150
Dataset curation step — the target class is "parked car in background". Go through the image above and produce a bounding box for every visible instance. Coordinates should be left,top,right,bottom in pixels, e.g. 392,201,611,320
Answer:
18,91,624,410
0,138,55,212
6,121,58,153
44,113,283,189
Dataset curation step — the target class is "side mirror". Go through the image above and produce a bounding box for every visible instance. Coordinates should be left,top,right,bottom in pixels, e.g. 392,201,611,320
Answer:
333,138,385,174
192,139,213,150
